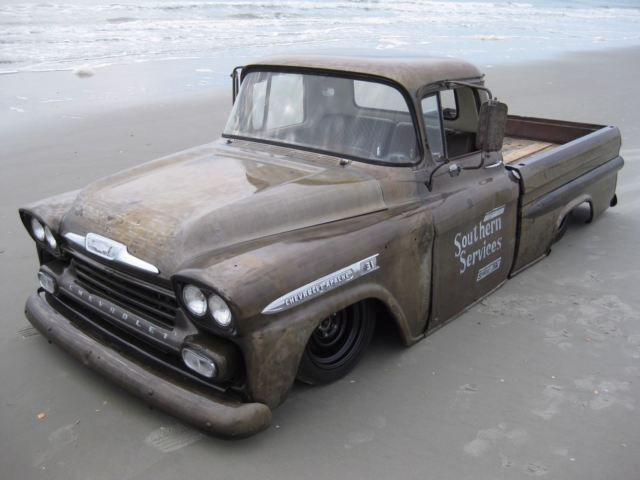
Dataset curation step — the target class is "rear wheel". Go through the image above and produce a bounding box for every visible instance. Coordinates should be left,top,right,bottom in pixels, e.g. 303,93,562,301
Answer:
297,302,376,385
553,215,569,243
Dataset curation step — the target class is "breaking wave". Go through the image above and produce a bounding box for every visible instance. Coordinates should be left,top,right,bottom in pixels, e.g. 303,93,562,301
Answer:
1,0,639,74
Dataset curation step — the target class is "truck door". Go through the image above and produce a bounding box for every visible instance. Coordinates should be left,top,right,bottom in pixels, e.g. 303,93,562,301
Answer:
421,90,520,331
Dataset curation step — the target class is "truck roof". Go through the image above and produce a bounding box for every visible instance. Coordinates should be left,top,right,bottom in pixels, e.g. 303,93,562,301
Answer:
244,55,484,93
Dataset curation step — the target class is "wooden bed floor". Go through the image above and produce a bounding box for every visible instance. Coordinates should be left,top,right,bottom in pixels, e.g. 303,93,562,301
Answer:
502,136,558,164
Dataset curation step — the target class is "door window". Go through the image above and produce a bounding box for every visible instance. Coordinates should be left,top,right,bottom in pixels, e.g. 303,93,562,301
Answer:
440,88,458,120
441,87,480,158
421,94,445,161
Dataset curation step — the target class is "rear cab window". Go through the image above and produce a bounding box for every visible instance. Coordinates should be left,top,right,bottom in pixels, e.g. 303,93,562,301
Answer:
354,81,410,112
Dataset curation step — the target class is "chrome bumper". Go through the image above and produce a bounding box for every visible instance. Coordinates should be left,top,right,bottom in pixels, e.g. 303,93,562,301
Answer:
25,292,272,438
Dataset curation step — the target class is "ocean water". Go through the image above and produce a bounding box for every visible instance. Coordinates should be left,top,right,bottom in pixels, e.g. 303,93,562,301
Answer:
1,0,640,79
1,0,639,129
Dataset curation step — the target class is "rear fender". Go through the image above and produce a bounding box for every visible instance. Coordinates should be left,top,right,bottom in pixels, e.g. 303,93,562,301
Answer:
511,156,622,274
554,193,592,231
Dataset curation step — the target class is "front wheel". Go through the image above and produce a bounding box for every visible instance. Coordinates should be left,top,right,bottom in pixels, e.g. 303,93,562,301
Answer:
296,302,376,385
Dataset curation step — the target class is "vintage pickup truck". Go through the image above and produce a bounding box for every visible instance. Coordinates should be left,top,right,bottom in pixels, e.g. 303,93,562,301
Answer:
20,56,623,437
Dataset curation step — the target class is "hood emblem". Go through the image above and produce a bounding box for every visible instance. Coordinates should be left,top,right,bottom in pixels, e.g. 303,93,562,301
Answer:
261,254,379,315
86,234,118,259
64,232,160,274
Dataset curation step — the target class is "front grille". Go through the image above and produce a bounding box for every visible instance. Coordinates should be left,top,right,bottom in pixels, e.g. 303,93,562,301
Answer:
71,255,178,329
48,292,241,396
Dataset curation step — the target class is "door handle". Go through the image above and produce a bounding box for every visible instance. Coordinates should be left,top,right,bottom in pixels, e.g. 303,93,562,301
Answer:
485,159,504,169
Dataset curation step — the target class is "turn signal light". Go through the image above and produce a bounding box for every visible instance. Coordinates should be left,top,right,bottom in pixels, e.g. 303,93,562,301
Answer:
181,347,217,378
38,271,57,295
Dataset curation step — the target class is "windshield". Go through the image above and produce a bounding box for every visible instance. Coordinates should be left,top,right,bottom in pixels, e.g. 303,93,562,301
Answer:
223,70,419,165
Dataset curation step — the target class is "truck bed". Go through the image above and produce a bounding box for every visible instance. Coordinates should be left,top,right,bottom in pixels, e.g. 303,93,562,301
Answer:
502,137,557,164
504,115,623,274
503,115,603,166
503,115,621,205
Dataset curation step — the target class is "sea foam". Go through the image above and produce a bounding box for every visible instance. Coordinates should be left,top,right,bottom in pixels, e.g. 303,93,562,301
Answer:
0,0,639,77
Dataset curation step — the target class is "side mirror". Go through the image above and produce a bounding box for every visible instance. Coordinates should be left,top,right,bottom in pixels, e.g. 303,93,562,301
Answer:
476,100,508,152
231,66,243,104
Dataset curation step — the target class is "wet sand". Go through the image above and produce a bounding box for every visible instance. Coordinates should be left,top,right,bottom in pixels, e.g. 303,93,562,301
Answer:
1,47,639,479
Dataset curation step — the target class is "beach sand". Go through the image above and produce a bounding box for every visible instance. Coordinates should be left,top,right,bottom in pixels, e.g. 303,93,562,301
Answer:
1,47,639,479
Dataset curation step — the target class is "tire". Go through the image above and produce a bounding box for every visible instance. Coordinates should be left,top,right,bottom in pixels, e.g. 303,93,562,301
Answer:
296,302,376,385
553,215,569,243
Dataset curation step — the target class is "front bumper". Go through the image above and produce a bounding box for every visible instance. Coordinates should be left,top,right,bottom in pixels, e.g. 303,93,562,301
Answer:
25,292,272,438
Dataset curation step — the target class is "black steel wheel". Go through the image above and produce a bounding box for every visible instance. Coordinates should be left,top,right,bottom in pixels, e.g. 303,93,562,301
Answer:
297,302,376,385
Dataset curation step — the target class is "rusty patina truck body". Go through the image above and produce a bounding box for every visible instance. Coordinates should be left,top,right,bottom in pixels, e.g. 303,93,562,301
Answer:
20,56,623,437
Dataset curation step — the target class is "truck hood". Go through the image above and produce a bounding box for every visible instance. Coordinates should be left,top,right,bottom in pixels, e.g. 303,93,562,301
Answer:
61,143,387,275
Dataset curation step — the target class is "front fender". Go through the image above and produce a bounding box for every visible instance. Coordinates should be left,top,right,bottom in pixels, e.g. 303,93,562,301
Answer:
239,281,407,408
175,204,435,407
19,190,80,233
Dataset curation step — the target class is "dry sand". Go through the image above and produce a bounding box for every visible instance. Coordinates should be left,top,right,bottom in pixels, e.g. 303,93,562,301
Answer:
1,47,639,479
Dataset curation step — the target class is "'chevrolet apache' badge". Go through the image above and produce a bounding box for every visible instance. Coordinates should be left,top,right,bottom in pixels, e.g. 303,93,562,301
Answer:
261,254,379,315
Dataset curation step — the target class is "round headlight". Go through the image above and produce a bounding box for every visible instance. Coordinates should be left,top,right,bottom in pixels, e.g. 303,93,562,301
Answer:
208,294,232,328
44,226,57,249
182,284,207,317
31,218,45,242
